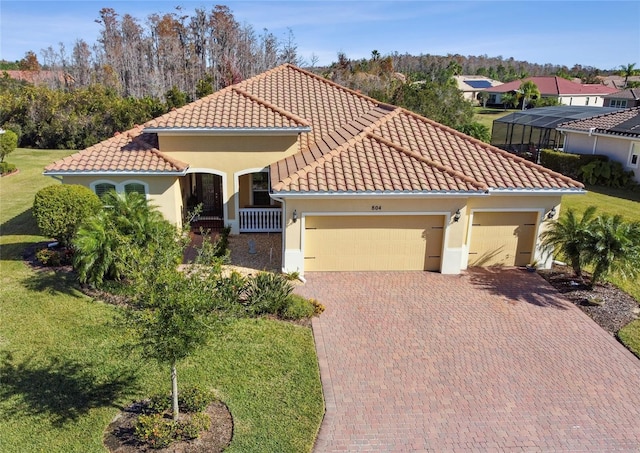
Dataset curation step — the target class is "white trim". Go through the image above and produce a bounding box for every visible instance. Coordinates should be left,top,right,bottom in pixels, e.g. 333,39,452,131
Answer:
274,191,488,199
628,142,640,169
144,127,310,135
557,127,640,142
44,170,186,176
297,211,452,275
488,188,585,195
90,179,149,198
233,167,269,234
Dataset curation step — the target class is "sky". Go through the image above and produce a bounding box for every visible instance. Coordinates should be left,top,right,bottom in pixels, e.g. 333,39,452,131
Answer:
1,0,639,71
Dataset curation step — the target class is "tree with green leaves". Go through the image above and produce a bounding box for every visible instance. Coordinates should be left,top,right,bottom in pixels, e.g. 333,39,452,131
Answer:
456,122,491,143
583,214,640,286
540,206,597,278
618,63,638,88
518,80,540,110
124,221,239,421
500,92,517,110
0,128,17,162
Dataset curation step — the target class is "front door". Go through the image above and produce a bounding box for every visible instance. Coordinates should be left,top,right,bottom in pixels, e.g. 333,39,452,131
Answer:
196,174,223,217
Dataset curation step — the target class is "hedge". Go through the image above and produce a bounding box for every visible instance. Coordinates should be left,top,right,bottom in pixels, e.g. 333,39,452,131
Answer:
539,149,608,180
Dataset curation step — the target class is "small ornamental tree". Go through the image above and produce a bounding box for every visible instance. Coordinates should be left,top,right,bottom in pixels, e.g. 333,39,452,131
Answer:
33,184,102,247
124,230,240,421
0,129,18,163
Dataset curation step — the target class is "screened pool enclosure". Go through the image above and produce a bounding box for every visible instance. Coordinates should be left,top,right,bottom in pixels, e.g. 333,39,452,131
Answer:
490,106,619,161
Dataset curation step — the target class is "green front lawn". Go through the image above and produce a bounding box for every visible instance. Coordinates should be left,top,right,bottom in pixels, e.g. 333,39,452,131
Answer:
562,185,640,356
473,107,512,134
0,149,323,452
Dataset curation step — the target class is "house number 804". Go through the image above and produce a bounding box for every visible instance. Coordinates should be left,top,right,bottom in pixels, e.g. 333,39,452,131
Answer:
371,205,382,211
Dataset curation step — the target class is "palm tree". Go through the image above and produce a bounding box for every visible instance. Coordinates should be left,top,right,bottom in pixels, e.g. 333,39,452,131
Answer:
583,214,640,286
618,63,638,88
540,206,597,278
518,80,540,110
73,191,174,286
501,92,517,110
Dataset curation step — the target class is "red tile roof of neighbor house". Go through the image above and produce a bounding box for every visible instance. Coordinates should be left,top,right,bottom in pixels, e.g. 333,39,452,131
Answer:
484,76,617,96
46,64,582,192
558,106,640,137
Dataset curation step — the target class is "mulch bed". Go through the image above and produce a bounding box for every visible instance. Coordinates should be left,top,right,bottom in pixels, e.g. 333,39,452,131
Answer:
537,264,640,336
103,400,233,453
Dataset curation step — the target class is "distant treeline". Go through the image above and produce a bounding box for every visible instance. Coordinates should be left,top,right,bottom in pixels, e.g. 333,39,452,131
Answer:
1,5,301,99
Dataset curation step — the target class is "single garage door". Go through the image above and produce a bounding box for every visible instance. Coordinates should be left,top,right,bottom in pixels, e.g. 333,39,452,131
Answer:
304,215,444,271
468,211,537,267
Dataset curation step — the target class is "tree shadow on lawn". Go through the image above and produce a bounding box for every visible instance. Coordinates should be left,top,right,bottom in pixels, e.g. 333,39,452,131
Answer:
21,268,84,299
0,352,139,427
466,267,571,309
1,208,40,237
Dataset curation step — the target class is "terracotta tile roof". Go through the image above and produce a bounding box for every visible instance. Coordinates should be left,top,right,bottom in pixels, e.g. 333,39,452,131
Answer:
145,86,311,130
46,64,583,192
272,107,581,193
484,77,617,96
558,106,640,137
44,126,187,173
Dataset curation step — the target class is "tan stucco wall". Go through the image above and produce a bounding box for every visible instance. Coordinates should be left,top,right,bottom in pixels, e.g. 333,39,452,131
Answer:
564,132,640,183
60,175,184,227
279,193,564,274
158,134,299,230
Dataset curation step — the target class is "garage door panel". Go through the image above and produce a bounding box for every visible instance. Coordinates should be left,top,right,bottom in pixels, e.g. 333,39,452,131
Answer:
468,212,537,267
304,215,443,271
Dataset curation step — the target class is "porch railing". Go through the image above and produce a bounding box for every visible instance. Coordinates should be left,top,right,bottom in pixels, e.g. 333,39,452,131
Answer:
239,208,282,232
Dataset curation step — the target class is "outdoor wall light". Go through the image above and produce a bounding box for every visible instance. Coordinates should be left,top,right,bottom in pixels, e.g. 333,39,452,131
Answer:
292,209,298,222
453,209,461,222
547,207,557,219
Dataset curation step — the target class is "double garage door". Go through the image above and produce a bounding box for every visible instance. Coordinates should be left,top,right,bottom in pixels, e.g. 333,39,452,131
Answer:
304,215,444,271
468,212,538,267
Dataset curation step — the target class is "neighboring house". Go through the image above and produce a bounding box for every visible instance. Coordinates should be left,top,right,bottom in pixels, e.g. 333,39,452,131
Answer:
452,75,503,104
484,76,617,107
557,106,640,183
491,106,619,154
45,64,584,275
603,89,640,109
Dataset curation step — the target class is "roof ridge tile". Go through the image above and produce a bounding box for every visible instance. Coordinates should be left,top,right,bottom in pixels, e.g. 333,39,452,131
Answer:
366,132,488,191
231,86,311,127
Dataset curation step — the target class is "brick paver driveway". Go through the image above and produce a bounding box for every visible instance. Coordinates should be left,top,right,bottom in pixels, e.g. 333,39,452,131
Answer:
295,269,640,452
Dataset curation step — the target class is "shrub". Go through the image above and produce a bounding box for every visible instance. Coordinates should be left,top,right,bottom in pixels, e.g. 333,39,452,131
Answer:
175,412,211,440
35,248,61,267
280,294,315,320
0,129,18,162
215,271,247,307
179,386,215,413
283,270,300,281
539,149,607,180
147,393,172,414
33,184,102,246
310,298,326,315
244,272,294,316
579,160,636,188
213,225,231,258
134,413,175,449
0,162,16,174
